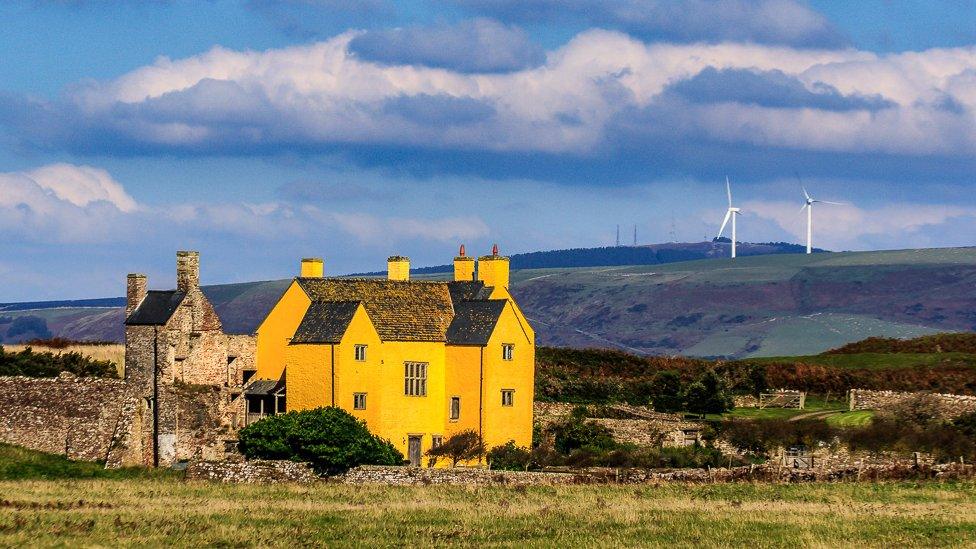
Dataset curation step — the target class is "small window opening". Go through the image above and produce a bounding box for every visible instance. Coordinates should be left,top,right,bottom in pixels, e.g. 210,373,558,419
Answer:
354,393,367,410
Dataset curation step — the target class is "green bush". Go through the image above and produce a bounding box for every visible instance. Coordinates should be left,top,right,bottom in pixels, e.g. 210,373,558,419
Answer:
719,418,837,454
487,441,532,471
237,407,402,475
549,417,616,454
0,345,117,378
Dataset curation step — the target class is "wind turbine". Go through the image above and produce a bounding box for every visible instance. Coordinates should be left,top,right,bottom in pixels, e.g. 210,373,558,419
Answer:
800,187,844,254
717,177,740,258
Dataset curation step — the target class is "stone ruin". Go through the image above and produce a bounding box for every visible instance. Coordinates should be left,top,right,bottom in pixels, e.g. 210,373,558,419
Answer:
0,251,254,468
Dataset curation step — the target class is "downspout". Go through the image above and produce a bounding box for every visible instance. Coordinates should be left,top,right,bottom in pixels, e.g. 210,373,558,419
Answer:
331,344,336,407
152,326,159,468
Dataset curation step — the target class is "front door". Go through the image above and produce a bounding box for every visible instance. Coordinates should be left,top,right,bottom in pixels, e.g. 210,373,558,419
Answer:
408,435,422,466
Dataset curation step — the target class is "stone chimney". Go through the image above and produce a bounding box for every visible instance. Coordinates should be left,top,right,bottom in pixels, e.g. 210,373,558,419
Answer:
301,257,324,278
453,244,475,282
126,273,147,317
387,256,410,281
477,243,510,289
176,250,200,291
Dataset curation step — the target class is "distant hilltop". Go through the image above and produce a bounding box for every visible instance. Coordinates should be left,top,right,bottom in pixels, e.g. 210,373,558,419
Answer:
362,241,826,275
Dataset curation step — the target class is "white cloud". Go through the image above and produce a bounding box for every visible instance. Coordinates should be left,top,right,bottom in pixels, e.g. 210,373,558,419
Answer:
14,29,975,161
0,163,492,247
745,199,976,250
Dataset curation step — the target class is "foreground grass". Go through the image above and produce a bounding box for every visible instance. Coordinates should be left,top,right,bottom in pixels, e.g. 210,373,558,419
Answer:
0,443,173,481
0,478,974,547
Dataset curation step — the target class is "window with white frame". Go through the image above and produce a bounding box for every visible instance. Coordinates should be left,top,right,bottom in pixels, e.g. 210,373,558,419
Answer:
432,435,443,448
501,389,514,407
404,362,428,396
353,392,367,410
354,344,367,362
450,396,460,420
502,343,514,361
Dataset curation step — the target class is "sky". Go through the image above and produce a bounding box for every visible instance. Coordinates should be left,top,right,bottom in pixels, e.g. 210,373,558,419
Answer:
2,0,976,301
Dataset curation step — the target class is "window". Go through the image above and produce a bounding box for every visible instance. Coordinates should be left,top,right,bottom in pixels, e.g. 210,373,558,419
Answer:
501,389,514,407
354,345,367,362
353,393,367,410
242,369,256,384
450,396,461,421
502,344,514,361
404,362,428,396
432,435,443,448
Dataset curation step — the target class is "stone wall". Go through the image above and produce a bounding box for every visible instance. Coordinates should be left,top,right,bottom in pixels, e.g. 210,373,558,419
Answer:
0,372,234,468
533,402,704,448
339,462,976,486
0,373,133,462
185,459,320,484
849,389,976,418
340,465,577,486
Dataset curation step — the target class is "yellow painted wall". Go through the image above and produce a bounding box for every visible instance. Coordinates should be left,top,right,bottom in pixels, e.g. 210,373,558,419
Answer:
453,257,475,282
444,345,482,439
255,281,310,380
283,343,331,410
477,256,510,289
487,286,535,342
387,258,410,281
334,307,383,430
480,302,535,450
376,341,446,460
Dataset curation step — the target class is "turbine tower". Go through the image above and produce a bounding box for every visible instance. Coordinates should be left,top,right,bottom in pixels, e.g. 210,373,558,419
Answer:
717,177,740,258
800,187,844,254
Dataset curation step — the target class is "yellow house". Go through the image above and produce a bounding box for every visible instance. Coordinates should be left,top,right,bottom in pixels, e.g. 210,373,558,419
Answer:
248,245,535,466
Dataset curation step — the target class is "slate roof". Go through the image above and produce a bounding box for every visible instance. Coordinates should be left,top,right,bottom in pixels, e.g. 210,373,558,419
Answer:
297,278,457,342
447,280,493,304
125,290,186,326
244,378,285,395
290,301,361,344
446,299,507,345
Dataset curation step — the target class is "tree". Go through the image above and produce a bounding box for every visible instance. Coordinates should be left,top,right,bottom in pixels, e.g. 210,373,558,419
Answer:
650,370,684,412
748,363,768,397
549,417,616,454
237,407,403,475
684,370,733,416
426,430,485,467
487,441,532,471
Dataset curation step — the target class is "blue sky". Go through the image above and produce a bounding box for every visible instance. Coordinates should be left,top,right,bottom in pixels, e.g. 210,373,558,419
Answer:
1,0,976,300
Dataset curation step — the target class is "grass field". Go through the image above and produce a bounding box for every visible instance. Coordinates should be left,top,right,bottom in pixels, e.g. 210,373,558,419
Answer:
750,352,976,370
826,411,876,428
0,478,974,547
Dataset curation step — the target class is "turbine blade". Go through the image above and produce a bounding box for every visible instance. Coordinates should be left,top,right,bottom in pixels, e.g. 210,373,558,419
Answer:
726,176,732,207
820,200,846,206
799,204,808,214
802,186,810,201
718,210,732,237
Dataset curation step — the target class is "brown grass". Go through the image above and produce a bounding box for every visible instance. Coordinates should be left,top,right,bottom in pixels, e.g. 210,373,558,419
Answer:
0,478,974,547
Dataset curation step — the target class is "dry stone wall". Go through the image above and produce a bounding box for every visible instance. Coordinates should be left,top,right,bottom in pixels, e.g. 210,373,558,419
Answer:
0,373,132,462
849,389,976,418
185,459,319,484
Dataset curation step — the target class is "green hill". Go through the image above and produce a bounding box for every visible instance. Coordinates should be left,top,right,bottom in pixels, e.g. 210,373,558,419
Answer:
3,246,976,358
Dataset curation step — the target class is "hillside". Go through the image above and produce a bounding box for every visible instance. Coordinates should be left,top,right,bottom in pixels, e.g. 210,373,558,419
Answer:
537,339,976,402
2,246,976,357
367,240,821,274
